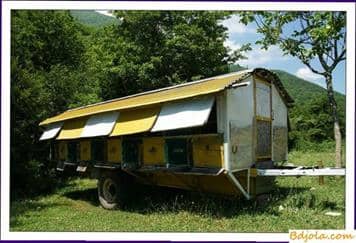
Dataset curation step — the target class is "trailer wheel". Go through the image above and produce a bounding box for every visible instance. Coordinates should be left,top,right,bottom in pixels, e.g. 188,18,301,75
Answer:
98,172,122,210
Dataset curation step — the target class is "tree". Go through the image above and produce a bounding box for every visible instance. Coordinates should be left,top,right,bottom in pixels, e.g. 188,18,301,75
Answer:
93,11,250,100
240,12,346,167
11,10,100,197
11,10,85,71
288,93,345,150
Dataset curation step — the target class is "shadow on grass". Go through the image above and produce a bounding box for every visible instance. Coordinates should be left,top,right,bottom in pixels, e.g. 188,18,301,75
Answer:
64,188,99,207
62,182,311,219
129,186,311,218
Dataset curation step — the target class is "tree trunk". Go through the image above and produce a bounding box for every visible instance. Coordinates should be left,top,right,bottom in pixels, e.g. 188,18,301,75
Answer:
325,73,342,168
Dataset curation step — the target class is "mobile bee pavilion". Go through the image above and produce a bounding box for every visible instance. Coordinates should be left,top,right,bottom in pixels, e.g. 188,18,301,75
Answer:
39,68,345,209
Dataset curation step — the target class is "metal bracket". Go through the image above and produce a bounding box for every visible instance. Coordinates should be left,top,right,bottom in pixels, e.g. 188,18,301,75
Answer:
227,171,251,200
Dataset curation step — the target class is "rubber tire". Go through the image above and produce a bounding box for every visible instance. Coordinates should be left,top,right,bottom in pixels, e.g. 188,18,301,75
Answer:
97,172,122,210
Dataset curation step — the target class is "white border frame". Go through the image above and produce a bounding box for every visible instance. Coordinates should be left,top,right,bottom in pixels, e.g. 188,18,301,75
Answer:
1,1,355,242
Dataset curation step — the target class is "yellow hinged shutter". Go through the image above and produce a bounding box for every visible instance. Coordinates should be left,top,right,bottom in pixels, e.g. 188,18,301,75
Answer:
110,106,160,136
57,118,87,140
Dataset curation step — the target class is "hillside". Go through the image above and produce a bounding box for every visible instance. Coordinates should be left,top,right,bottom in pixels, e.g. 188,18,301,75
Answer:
70,10,118,28
272,70,345,107
228,64,246,73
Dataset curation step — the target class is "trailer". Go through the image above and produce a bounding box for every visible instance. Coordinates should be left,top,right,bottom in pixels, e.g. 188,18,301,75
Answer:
39,68,345,209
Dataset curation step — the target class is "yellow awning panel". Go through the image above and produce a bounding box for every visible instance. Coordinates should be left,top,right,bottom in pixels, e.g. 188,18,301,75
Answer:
40,71,249,126
110,106,160,136
56,117,87,140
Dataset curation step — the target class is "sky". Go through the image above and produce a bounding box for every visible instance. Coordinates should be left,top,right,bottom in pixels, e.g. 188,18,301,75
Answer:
221,15,346,94
95,11,346,94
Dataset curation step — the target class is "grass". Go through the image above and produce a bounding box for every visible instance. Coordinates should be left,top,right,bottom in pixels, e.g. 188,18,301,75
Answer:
10,149,345,232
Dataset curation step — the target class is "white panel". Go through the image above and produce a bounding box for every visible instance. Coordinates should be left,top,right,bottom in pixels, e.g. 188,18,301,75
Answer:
151,96,214,132
256,81,271,118
216,94,226,134
272,85,288,162
80,112,119,138
39,122,63,140
257,168,345,176
272,85,288,126
226,78,254,171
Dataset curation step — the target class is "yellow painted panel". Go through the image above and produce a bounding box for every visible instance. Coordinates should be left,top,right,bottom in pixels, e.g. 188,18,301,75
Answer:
110,106,160,136
192,136,224,168
143,137,165,165
80,140,91,161
107,138,122,163
40,72,247,126
58,141,67,160
56,118,87,140
143,172,237,195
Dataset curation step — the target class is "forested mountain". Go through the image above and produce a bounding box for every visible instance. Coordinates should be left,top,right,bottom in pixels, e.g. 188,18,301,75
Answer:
70,10,118,28
273,70,345,107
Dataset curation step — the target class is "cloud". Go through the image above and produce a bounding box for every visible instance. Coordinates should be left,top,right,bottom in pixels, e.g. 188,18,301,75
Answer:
95,10,115,17
237,45,290,67
295,67,323,85
222,15,255,34
224,39,241,53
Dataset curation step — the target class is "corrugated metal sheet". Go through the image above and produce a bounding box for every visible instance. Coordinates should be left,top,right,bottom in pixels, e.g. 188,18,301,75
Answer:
40,72,249,126
110,106,160,136
80,112,119,138
39,122,63,140
57,118,87,140
151,96,215,132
